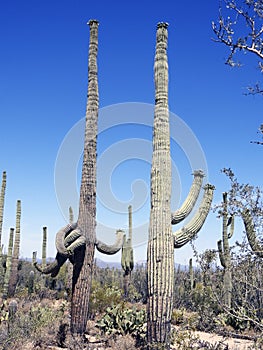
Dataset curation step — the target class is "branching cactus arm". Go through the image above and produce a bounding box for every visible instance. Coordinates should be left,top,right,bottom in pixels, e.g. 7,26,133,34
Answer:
242,208,263,258
171,170,205,225
34,223,86,277
217,240,226,268
173,184,215,248
34,252,67,278
96,229,124,255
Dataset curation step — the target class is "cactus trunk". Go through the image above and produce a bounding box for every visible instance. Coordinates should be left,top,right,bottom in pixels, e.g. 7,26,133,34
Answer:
189,258,194,290
33,20,123,335
146,23,214,349
121,205,134,298
217,192,234,308
2,228,14,299
0,171,7,276
42,227,47,268
70,19,99,334
9,200,21,296
147,22,174,349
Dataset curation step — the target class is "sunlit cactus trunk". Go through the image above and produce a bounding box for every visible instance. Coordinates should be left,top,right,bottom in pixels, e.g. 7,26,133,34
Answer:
2,228,14,299
9,200,22,296
217,192,234,308
42,227,47,268
0,171,7,276
121,205,134,297
147,22,174,349
147,23,214,350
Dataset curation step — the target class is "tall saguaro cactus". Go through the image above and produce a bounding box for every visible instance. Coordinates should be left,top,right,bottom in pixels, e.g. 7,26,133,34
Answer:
147,23,215,350
217,192,234,308
121,205,134,297
34,20,123,335
42,226,47,268
0,171,7,273
2,228,14,299
9,200,22,296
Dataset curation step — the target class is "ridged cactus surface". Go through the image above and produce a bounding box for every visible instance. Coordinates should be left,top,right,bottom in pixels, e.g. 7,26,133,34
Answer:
217,192,234,308
146,23,214,350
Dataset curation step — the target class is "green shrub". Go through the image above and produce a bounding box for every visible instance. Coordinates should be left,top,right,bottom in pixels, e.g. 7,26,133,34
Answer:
89,281,123,318
96,302,146,339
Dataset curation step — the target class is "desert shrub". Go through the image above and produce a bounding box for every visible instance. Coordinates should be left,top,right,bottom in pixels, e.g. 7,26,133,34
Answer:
96,302,146,343
0,299,68,349
88,281,123,319
171,308,199,330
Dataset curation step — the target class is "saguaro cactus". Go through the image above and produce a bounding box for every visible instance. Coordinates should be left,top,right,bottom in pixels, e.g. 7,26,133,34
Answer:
9,200,22,296
217,192,234,308
42,226,47,268
242,209,263,257
8,299,17,335
34,20,123,335
189,258,194,291
121,205,134,297
2,228,14,299
146,23,214,349
28,270,35,295
0,171,7,274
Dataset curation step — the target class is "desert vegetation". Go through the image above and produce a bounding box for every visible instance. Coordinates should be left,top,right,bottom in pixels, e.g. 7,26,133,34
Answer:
1,1,263,348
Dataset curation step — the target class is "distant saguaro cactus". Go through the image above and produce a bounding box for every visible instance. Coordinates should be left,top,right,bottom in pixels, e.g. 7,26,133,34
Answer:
2,228,14,299
33,20,123,335
8,299,17,334
42,226,47,268
121,205,134,297
189,258,194,291
69,206,74,224
217,192,234,308
242,209,263,257
146,22,215,349
9,200,22,296
0,171,7,275
28,271,35,295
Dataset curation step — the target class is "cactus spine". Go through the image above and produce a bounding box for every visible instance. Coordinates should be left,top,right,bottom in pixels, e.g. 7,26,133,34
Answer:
0,171,7,275
217,192,234,308
33,20,123,335
146,23,214,349
2,228,14,299
9,200,21,296
242,209,263,257
121,205,134,297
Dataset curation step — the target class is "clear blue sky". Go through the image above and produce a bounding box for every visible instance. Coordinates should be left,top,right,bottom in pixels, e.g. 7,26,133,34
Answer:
0,1,262,265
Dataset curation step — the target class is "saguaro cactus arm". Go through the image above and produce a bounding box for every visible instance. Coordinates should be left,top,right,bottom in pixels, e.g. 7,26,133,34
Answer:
95,229,124,254
34,252,67,278
34,223,86,276
171,170,205,225
242,208,263,258
173,184,215,248
227,216,235,239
